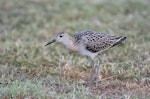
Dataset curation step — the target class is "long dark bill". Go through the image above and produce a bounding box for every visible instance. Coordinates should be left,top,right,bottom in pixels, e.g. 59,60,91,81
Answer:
45,39,56,46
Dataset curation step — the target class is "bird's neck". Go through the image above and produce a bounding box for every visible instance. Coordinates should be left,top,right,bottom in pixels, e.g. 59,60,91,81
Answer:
62,37,78,52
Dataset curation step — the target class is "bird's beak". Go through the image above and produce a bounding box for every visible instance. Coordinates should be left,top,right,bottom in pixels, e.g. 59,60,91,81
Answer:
45,39,56,46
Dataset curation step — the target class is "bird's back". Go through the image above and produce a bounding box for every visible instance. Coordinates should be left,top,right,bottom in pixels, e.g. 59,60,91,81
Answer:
72,30,126,53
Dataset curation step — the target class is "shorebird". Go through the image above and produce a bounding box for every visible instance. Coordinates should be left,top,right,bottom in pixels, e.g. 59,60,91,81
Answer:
45,30,126,86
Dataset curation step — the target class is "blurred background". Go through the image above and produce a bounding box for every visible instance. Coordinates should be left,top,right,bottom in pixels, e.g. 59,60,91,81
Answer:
0,0,150,98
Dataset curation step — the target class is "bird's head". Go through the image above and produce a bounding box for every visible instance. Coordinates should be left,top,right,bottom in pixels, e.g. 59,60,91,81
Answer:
45,32,71,46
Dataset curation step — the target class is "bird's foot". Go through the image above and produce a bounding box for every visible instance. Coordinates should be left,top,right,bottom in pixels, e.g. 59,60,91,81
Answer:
85,76,98,88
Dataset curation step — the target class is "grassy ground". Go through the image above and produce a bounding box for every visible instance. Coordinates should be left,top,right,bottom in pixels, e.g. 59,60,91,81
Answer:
0,0,150,98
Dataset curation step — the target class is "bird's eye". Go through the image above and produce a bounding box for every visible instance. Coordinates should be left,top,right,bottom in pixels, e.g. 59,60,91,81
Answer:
59,35,63,38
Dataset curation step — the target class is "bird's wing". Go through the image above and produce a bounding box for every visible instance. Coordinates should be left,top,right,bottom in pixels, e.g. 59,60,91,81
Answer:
72,31,108,45
72,31,125,53
80,32,123,53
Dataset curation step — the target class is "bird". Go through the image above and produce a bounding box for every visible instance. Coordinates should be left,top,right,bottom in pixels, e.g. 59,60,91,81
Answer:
45,30,126,86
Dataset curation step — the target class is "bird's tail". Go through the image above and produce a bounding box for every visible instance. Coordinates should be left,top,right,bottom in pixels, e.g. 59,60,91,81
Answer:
111,36,127,47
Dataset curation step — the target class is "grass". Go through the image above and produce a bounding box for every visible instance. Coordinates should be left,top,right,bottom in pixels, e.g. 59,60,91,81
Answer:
0,0,150,98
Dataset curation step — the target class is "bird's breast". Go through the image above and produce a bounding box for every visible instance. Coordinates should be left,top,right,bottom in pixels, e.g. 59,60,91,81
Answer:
64,42,79,52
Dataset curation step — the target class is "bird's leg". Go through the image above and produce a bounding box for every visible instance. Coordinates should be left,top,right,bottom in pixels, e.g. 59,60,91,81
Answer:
87,59,95,87
94,56,101,86
96,56,101,75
